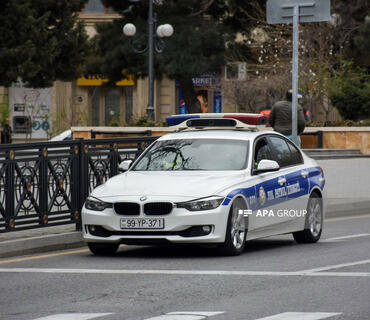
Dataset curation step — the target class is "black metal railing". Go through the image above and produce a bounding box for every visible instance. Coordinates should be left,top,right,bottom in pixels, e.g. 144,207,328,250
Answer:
0,136,158,233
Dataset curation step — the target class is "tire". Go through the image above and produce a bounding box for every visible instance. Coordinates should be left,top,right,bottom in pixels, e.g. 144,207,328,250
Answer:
219,198,247,256
87,242,119,256
293,193,323,243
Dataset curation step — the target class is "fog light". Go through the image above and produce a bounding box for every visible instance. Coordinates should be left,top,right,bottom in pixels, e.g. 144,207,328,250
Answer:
180,225,213,237
87,225,111,237
202,225,212,234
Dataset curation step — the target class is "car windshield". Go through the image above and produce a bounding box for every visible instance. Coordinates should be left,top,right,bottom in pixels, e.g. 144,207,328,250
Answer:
132,139,249,171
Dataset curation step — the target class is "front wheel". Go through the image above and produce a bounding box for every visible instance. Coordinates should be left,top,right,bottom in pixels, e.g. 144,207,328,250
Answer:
219,198,247,256
293,194,323,243
87,242,119,256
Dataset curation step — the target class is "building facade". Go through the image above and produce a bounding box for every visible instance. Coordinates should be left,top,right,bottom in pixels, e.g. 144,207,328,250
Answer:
1,0,340,142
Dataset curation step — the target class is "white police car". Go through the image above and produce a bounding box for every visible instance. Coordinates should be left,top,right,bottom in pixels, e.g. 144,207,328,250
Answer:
82,118,325,256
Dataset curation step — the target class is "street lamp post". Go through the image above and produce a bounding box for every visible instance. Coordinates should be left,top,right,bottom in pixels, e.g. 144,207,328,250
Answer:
123,1,174,121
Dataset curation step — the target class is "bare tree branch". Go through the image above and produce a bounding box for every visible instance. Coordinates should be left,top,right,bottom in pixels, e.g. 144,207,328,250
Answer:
190,0,215,17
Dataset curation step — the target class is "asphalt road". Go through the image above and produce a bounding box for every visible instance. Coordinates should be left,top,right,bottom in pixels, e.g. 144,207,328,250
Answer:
0,213,369,320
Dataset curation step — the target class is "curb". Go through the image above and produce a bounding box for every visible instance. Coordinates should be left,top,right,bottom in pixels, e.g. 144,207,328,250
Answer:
326,200,370,218
310,155,370,160
0,231,85,258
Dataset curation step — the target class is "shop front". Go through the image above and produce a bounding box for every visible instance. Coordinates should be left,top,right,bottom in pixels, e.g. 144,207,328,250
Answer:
76,73,135,126
176,75,222,114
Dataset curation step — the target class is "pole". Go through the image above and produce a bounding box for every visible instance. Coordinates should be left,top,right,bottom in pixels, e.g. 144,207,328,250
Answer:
147,0,155,121
291,4,299,145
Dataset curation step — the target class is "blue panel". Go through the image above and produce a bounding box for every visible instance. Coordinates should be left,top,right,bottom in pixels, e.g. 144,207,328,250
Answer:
254,177,286,209
213,90,222,113
166,115,200,126
178,88,188,114
285,170,309,200
222,186,256,208
308,166,325,191
222,167,323,210
223,177,287,210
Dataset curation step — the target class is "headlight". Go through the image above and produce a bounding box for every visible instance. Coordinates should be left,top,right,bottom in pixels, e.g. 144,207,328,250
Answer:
176,196,224,211
84,197,112,211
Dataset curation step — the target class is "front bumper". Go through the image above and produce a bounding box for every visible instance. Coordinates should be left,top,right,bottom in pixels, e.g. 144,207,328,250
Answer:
81,203,230,245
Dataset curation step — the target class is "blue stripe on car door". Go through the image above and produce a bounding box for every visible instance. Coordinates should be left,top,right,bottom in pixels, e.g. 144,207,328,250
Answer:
285,170,309,199
222,167,322,208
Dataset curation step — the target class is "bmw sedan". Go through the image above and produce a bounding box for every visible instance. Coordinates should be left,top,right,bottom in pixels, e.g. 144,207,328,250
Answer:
82,120,325,256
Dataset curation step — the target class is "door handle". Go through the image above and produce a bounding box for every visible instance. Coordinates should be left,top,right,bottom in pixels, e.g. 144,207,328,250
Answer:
278,177,286,185
301,170,308,178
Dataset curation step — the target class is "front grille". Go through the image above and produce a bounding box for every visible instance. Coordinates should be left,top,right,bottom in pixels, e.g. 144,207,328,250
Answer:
144,202,173,215
114,202,140,216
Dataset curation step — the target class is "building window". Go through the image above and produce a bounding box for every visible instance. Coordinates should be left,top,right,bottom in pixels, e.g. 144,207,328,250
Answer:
83,0,116,14
84,0,104,13
225,62,247,81
125,87,133,123
90,87,101,126
105,88,121,126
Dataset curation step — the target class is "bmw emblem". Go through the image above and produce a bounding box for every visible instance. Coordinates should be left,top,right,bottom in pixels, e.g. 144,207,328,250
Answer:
140,196,147,201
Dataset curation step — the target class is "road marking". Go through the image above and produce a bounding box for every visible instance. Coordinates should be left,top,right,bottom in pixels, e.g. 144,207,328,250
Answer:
32,313,113,320
322,233,370,242
0,267,369,277
300,258,370,273
0,248,89,265
0,268,300,276
326,214,370,222
302,272,370,277
254,312,341,320
143,311,225,320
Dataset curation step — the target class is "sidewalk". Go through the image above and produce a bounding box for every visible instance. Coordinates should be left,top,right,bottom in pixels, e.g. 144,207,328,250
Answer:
0,158,369,258
0,224,84,258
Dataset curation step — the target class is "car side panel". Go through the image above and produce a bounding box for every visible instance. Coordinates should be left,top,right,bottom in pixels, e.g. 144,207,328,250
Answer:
222,166,320,238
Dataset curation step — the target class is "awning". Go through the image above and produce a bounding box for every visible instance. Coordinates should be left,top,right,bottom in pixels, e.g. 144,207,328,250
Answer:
77,73,134,86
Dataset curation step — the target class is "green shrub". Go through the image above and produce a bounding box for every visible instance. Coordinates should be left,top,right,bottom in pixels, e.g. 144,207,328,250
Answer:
329,61,370,121
127,116,168,127
0,103,10,126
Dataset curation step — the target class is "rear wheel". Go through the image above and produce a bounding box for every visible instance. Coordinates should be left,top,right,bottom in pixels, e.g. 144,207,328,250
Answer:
219,198,247,256
87,242,119,256
293,193,323,243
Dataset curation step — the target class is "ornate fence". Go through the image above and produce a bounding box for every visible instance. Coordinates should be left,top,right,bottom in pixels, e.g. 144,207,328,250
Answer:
0,136,158,233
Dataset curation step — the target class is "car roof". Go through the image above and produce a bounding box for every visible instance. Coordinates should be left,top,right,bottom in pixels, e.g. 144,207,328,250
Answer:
158,129,277,141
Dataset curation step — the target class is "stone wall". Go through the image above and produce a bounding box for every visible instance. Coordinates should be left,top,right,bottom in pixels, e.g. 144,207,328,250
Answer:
301,127,370,154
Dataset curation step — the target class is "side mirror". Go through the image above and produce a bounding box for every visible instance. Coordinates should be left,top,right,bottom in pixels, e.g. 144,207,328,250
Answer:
254,159,280,174
119,159,133,172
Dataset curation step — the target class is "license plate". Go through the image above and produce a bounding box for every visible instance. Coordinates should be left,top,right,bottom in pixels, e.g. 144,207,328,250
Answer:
120,218,165,229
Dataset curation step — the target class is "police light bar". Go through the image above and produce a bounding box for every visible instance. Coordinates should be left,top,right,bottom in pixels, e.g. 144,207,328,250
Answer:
187,118,238,127
172,117,258,132
166,113,267,127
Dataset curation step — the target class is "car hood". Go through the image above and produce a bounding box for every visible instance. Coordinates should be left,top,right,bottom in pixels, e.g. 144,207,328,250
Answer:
91,170,247,201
